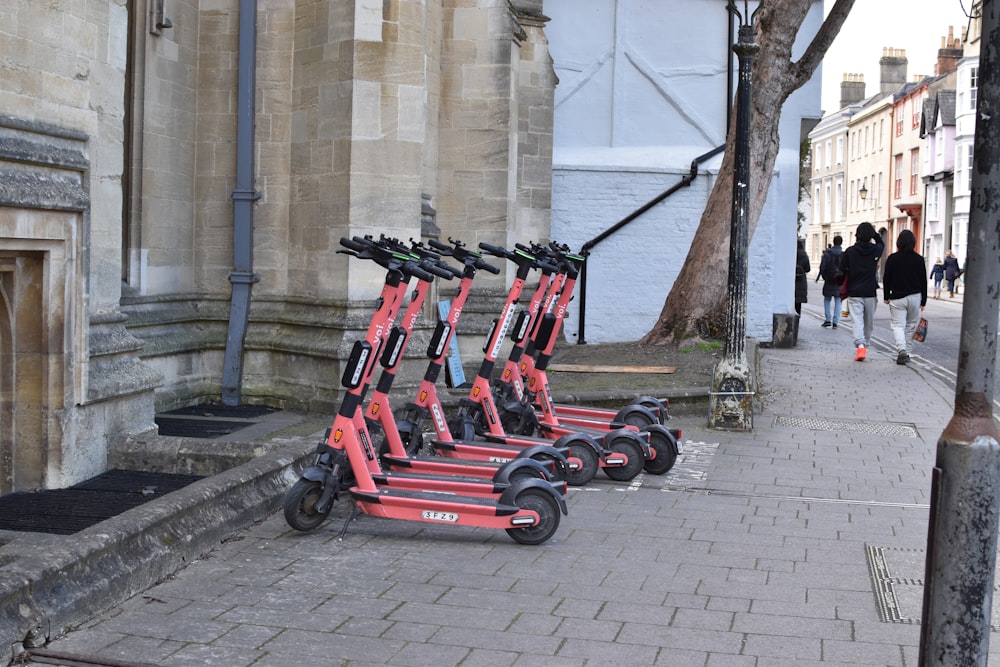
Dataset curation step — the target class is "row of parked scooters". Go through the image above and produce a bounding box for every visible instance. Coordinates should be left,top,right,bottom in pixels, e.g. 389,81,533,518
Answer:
282,235,683,545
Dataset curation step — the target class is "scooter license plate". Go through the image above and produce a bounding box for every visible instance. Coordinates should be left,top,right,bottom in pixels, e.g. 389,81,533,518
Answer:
676,440,684,454
422,510,459,522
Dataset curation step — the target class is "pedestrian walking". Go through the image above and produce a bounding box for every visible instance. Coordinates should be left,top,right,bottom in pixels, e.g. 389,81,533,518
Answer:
839,222,884,361
929,258,944,299
818,235,844,328
882,229,927,365
943,250,961,298
795,238,810,317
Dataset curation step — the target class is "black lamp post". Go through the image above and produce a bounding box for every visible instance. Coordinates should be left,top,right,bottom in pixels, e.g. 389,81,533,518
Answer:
709,0,762,431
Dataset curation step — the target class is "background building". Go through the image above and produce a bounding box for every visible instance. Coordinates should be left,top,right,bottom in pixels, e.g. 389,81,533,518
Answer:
546,0,825,344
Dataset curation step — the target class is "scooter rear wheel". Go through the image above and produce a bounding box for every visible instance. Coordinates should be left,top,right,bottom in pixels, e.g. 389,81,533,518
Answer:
602,437,645,481
283,478,333,532
641,429,677,475
506,487,561,545
612,404,657,429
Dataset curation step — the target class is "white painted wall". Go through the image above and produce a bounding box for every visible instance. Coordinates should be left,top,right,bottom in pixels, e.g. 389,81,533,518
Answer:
546,0,824,343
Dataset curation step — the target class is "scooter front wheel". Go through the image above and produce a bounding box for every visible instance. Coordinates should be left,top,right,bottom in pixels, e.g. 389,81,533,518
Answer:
283,478,333,532
642,429,678,475
563,440,599,486
506,487,561,545
602,437,645,481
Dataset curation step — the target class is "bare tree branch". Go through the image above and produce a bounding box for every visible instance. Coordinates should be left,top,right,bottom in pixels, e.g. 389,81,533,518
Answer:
788,0,858,90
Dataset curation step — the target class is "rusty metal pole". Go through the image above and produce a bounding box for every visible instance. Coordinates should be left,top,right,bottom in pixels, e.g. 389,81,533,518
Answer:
709,1,760,431
919,1,1000,663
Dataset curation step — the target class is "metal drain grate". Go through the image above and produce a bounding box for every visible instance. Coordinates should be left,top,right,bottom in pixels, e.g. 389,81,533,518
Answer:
775,415,917,438
163,404,277,419
155,417,256,438
0,469,204,534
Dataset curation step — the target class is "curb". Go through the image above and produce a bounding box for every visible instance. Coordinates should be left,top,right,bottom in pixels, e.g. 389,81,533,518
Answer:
0,438,315,652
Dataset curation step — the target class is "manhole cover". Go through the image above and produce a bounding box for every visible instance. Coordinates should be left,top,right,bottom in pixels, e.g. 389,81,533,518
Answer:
0,469,203,534
775,415,917,438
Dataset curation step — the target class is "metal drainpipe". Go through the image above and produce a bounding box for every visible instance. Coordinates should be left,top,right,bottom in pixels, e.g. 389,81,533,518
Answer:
221,0,261,406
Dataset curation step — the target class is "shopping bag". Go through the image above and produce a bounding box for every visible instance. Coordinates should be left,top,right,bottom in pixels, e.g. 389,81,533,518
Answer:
913,317,928,342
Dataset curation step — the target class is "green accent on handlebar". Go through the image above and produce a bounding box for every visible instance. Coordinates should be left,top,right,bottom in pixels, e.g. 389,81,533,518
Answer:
514,249,536,261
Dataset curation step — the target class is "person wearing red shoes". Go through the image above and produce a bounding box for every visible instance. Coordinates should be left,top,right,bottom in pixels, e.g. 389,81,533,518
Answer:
882,229,927,365
839,222,884,361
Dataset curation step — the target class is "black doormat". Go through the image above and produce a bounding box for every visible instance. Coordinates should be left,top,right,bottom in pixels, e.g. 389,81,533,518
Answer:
0,469,204,535
154,416,256,439
162,404,277,419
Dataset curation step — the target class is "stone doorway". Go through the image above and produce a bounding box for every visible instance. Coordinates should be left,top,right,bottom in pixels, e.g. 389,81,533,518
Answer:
0,253,46,494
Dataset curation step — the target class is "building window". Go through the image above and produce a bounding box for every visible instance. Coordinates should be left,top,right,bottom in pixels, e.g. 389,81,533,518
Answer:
971,66,979,110
836,136,843,165
910,149,919,195
894,155,903,199
825,140,832,169
928,185,939,220
912,99,920,129
967,144,974,191
896,112,903,136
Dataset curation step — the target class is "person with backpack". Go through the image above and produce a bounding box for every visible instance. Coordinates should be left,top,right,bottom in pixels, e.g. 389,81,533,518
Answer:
818,235,844,328
839,222,884,362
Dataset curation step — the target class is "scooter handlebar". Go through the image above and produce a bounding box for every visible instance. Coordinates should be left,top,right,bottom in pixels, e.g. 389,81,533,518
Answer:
340,236,369,253
475,257,501,274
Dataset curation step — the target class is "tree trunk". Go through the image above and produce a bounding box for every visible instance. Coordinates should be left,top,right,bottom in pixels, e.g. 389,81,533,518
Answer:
641,0,855,345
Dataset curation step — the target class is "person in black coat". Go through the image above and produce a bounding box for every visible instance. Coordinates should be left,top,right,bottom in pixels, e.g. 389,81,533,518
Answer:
795,238,810,316
839,222,884,361
882,229,927,365
818,235,844,328
943,250,961,298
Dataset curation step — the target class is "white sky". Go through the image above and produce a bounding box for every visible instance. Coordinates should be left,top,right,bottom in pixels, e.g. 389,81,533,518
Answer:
821,0,975,113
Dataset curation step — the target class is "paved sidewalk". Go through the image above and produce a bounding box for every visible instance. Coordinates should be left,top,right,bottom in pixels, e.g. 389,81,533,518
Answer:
14,320,999,666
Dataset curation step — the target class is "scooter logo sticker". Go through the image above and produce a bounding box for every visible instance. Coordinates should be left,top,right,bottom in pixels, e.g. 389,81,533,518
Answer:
333,428,344,443
421,510,459,522
489,304,515,359
369,402,381,416
472,386,481,398
419,390,428,402
502,368,512,381
430,403,447,434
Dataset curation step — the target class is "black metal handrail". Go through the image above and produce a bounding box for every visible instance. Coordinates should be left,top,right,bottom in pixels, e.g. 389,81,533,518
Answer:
576,143,725,343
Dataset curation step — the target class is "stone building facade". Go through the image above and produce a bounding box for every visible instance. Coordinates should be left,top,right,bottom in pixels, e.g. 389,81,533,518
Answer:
0,0,554,492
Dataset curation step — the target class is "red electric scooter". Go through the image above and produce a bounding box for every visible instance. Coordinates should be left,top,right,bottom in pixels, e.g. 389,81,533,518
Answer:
384,239,603,485
488,242,682,476
432,242,651,485
498,241,669,430
361,236,566,484
282,237,566,545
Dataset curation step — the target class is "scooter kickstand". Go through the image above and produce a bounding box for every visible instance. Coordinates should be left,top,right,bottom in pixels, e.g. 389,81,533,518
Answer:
338,501,360,541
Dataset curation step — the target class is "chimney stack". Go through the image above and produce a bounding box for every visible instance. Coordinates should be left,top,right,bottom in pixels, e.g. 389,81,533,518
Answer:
880,47,908,94
936,26,962,75
840,73,866,109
